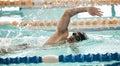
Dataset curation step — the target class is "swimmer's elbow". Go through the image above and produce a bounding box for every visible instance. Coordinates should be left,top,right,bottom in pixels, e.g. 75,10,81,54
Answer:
63,10,72,17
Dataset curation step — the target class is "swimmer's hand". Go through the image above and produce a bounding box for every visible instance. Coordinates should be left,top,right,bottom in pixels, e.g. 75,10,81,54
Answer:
87,7,103,17
69,44,79,54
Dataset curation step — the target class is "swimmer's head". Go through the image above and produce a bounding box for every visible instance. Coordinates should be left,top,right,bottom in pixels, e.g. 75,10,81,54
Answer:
67,32,87,43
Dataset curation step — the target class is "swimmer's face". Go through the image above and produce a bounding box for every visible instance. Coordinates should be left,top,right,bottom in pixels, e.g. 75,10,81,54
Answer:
68,32,87,43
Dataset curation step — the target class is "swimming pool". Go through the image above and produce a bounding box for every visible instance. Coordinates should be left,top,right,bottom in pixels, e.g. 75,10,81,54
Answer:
0,25,120,65
0,7,120,66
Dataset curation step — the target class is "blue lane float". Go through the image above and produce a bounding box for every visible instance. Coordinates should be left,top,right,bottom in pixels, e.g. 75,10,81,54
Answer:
0,53,120,65
59,52,120,62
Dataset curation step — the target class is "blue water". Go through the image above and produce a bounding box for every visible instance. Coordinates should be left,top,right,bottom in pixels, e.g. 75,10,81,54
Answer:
0,7,120,66
0,26,120,65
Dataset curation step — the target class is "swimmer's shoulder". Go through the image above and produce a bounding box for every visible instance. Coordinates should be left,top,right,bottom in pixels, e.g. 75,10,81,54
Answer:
43,40,67,47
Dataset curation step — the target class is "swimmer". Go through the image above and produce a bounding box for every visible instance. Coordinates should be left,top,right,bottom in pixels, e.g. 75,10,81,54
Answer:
44,6,103,45
43,6,102,54
0,6,103,54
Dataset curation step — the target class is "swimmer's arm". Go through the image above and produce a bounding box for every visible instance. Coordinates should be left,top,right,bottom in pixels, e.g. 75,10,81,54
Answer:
0,44,41,54
57,7,103,32
0,47,18,54
0,46,22,54
57,7,87,32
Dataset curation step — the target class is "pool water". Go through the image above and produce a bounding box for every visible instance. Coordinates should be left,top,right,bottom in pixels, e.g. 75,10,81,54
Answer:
0,25,120,66
0,7,120,66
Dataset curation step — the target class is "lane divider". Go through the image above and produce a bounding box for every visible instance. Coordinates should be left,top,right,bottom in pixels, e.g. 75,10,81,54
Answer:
0,52,119,64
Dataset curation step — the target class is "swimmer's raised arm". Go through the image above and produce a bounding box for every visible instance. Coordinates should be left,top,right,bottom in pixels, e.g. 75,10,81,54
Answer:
57,7,103,33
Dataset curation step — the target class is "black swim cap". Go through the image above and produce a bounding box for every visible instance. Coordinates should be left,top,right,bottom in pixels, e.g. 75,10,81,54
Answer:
73,32,87,41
